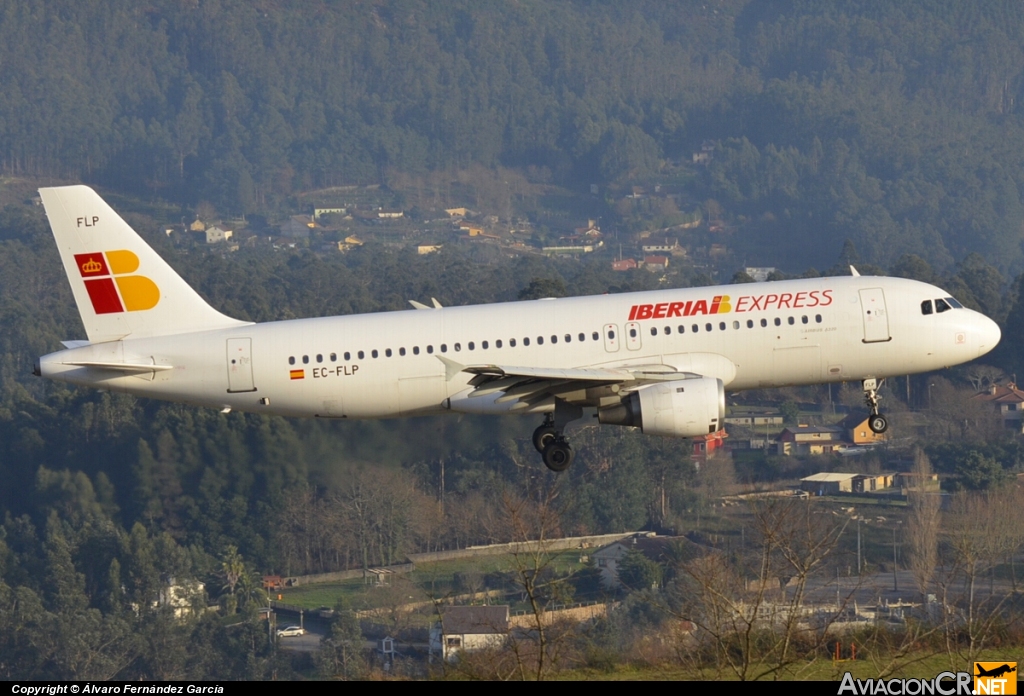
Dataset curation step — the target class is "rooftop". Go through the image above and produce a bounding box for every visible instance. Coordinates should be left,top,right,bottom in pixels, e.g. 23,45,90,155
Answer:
801,472,857,483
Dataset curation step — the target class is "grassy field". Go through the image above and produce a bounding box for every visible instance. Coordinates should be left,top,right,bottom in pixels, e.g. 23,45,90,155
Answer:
276,550,590,611
557,649,1024,681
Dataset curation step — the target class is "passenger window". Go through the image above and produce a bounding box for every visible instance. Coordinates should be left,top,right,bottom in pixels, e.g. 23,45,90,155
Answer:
705,323,712,332
537,337,544,345
692,324,699,333
330,353,337,362
678,325,685,333
565,334,572,343
302,355,309,364
524,338,530,346
358,351,364,359
344,352,351,361
550,335,557,344
496,340,503,348
427,346,434,354
761,318,768,327
372,350,379,358
510,338,517,347
801,316,808,324
413,347,420,355
441,344,448,353
579,333,585,341
719,322,726,331
935,298,951,313
921,300,933,315
788,317,795,325
316,354,323,363
774,318,781,327
607,331,615,340
454,343,461,351
815,315,822,323
629,328,638,338
482,341,489,349
592,332,599,340
288,356,295,365
733,321,740,329
399,347,406,356
468,342,475,350
746,320,753,328
385,348,392,357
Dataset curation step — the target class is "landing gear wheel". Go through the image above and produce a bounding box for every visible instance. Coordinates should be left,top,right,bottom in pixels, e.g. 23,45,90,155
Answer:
533,425,558,453
542,439,574,472
868,414,888,434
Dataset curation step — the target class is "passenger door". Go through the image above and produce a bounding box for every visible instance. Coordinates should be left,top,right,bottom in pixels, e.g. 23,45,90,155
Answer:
859,288,891,343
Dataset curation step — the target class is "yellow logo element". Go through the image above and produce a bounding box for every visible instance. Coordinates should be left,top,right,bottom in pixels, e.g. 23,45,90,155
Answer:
105,249,140,274
975,662,1017,695
114,275,160,311
81,257,103,274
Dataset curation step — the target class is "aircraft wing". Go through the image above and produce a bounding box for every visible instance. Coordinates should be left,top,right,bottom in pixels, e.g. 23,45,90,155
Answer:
437,356,698,411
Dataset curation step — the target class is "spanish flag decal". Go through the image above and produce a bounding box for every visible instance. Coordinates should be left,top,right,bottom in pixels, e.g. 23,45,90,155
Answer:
290,369,305,380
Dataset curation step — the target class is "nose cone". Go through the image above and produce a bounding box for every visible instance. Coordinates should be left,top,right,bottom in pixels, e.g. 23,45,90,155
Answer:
976,314,1001,358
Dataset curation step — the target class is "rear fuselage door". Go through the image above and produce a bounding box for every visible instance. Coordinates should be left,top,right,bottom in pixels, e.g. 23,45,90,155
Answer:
859,288,891,343
226,338,256,392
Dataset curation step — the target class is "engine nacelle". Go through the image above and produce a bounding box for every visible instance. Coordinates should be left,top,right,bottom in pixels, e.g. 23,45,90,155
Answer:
597,377,725,437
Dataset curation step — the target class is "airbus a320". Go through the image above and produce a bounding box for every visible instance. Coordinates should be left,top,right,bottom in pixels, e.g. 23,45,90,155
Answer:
35,186,1001,471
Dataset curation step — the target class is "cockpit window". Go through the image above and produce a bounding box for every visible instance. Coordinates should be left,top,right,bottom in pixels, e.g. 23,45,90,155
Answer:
921,300,934,315
946,297,964,309
935,298,952,313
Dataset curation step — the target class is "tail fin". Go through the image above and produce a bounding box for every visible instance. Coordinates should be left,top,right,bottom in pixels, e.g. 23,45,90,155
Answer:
40,185,249,343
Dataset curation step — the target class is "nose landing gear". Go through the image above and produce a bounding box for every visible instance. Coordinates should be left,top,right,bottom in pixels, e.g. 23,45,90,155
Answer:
863,378,889,434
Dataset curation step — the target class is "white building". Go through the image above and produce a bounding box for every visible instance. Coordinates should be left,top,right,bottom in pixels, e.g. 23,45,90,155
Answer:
429,605,509,662
205,226,232,244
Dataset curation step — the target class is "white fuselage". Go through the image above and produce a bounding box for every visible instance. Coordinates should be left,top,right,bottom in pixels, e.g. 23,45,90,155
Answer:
38,275,1000,419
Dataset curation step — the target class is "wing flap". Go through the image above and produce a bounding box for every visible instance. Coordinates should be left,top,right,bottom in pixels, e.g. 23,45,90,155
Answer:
441,356,717,410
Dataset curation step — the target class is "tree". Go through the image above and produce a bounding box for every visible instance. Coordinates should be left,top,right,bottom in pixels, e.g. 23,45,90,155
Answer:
220,546,245,615
906,449,940,600
940,489,1024,670
672,496,851,680
314,601,365,680
617,549,663,591
518,277,567,300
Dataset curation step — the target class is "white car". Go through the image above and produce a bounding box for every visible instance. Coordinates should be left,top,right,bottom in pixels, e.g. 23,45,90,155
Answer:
277,625,306,638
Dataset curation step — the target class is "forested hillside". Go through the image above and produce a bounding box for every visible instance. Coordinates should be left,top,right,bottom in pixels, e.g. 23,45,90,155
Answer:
4,1,1024,678
3,1,1024,269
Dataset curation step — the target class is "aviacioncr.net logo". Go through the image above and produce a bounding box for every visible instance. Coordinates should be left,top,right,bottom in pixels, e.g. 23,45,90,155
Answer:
74,250,160,314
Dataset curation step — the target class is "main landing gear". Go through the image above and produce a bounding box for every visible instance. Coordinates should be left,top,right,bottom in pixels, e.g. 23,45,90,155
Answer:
863,378,889,434
533,401,582,473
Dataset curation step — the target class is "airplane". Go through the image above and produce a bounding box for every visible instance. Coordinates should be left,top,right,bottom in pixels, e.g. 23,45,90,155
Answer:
34,185,1001,472
975,664,1016,679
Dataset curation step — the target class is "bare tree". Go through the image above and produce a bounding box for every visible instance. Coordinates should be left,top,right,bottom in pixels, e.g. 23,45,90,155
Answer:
673,496,851,680
906,449,940,601
939,488,1024,670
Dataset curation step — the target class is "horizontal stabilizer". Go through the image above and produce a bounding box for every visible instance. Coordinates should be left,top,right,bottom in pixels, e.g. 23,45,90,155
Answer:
61,361,173,373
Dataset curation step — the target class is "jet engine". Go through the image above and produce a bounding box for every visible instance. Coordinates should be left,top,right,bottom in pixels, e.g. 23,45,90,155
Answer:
597,377,725,437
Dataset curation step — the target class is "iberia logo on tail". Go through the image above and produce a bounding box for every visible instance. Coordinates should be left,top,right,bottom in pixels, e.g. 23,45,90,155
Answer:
74,250,160,314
